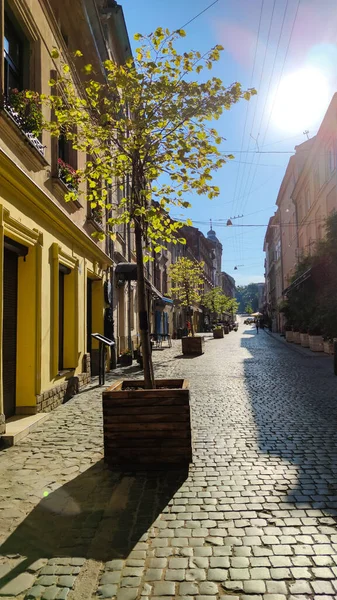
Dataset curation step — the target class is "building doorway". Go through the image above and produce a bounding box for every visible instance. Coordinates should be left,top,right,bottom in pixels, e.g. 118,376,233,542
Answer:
3,247,18,417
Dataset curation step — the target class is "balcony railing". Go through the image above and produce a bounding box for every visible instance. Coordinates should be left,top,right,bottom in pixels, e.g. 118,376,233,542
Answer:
3,90,46,157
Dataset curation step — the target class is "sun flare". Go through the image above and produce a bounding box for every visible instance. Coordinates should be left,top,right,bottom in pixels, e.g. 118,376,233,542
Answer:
271,67,330,133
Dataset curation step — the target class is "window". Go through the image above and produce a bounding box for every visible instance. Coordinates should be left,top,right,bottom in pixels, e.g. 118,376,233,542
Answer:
326,186,337,215
328,144,336,176
4,14,23,96
314,166,320,199
305,187,311,213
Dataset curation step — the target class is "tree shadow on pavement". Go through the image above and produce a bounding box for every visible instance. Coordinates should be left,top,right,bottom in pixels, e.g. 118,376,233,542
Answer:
0,460,188,587
241,332,337,517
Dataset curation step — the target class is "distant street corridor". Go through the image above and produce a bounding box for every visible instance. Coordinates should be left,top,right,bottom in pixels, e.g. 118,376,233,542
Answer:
1,321,337,599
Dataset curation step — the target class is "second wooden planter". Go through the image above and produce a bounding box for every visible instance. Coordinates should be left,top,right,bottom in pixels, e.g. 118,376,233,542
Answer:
182,336,205,355
102,379,192,470
213,329,224,339
292,331,301,344
309,335,324,352
300,333,309,347
285,330,293,342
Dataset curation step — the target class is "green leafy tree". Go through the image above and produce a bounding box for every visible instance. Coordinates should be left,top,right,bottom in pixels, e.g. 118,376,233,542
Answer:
202,287,230,319
227,298,239,317
245,302,253,314
38,28,255,387
236,284,259,312
169,258,204,337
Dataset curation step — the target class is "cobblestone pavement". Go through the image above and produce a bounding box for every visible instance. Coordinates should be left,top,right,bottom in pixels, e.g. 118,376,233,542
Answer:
1,324,337,599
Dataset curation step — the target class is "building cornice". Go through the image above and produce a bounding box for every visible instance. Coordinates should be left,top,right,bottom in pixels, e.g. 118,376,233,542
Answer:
0,148,112,267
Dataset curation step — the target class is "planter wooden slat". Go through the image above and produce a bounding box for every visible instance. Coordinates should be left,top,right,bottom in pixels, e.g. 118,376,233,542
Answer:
102,378,192,470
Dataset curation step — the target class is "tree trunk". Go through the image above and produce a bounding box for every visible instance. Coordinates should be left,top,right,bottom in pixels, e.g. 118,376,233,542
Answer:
135,220,155,388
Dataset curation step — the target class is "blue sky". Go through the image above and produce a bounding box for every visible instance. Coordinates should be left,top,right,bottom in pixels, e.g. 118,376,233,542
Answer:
122,0,337,285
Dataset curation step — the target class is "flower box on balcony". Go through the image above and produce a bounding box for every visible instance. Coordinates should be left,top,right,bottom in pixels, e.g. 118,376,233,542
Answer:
3,89,46,158
57,158,79,193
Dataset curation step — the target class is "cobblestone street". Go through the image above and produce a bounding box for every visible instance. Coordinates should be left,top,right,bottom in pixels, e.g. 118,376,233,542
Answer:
1,323,337,599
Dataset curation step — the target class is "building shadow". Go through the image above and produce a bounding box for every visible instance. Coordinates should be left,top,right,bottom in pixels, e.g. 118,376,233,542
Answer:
241,333,337,516
0,460,188,587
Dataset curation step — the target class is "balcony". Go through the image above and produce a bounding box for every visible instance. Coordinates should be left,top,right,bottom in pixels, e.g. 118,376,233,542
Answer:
3,90,46,158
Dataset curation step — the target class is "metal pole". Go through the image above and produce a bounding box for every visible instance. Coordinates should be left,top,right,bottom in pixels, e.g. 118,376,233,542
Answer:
334,340,337,376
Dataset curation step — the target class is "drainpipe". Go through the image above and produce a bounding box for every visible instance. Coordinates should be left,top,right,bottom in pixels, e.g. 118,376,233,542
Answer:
109,237,117,369
126,174,132,354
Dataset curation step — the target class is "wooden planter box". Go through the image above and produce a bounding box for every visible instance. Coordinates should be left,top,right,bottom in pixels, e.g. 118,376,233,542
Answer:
285,330,293,342
300,333,309,347
292,331,301,344
119,354,133,367
323,340,334,355
309,335,324,352
102,379,192,470
182,336,205,355
224,326,229,335
213,329,224,339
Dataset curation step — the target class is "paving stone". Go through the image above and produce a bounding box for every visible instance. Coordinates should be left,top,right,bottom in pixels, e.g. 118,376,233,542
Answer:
37,576,58,587
266,581,288,594
289,580,313,594
311,580,335,594
229,568,250,580
207,568,228,581
179,582,199,595
25,586,45,599
56,590,70,600
121,577,141,588
58,576,75,588
243,580,266,593
199,582,218,594
186,568,206,581
144,569,163,581
106,560,125,571
165,569,185,581
42,587,59,600
116,589,138,600
153,582,176,596
209,557,229,568
100,571,121,584
97,584,118,597
27,560,48,573
250,567,270,579
290,567,312,579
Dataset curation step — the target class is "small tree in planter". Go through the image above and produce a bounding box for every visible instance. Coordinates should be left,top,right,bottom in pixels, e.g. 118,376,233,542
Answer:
37,29,254,390
169,257,204,354
202,287,230,326
35,29,254,469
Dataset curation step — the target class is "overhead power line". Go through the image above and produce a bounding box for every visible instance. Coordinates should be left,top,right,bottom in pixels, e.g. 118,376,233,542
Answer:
178,0,220,31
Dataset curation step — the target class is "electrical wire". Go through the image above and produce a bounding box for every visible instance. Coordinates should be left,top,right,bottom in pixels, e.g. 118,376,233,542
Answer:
178,0,220,31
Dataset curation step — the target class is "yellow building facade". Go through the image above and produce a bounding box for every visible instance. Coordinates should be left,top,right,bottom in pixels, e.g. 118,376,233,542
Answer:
0,0,131,429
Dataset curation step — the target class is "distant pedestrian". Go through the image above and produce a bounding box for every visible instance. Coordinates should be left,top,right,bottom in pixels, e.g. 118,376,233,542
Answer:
256,319,260,334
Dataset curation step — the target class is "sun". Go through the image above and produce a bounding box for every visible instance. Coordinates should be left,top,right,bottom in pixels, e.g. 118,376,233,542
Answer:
271,67,330,133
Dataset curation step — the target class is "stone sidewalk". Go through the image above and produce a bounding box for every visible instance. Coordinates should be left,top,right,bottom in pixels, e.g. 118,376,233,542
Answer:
1,327,337,599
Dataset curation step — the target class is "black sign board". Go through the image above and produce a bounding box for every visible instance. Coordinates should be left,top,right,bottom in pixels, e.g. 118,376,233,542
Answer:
91,333,115,385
